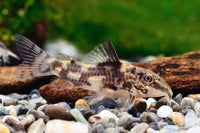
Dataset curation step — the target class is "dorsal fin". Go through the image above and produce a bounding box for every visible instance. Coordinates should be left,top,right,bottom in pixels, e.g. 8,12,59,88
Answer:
56,53,73,61
82,39,121,67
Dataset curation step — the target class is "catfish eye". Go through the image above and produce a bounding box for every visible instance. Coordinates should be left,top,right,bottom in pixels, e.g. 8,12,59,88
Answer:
144,75,153,82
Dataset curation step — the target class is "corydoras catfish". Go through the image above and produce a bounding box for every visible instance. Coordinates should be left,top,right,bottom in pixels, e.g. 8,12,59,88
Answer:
15,35,173,110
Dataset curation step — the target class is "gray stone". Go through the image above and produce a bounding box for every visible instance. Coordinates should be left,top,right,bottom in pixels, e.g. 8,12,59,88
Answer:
140,112,160,123
160,125,179,133
157,122,168,130
104,127,119,133
91,123,105,133
29,97,47,107
29,110,49,123
117,113,132,129
170,100,181,112
173,93,182,104
7,93,28,100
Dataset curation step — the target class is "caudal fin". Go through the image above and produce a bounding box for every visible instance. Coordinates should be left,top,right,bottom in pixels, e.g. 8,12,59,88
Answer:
15,34,53,79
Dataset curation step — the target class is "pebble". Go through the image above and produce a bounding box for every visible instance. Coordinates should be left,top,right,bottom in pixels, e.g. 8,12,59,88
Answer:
3,98,18,106
70,109,91,131
160,125,179,133
134,98,147,113
9,108,17,116
75,99,90,108
130,123,149,133
27,118,45,133
184,110,198,128
91,123,105,133
2,115,25,132
0,103,6,112
0,124,10,133
157,122,168,130
98,110,119,123
96,105,105,114
173,93,183,104
187,94,200,101
148,122,159,130
195,118,200,126
168,112,185,127
140,112,160,123
29,97,47,107
7,93,28,100
146,98,157,109
29,110,49,122
45,120,88,133
157,105,172,118
146,128,160,133
21,114,35,127
45,104,74,120
186,125,200,133
104,127,119,133
88,115,102,124
194,102,200,117
57,102,71,110
181,97,195,110
171,100,181,112
91,99,118,112
0,95,11,103
77,105,94,120
117,113,132,129
155,97,169,109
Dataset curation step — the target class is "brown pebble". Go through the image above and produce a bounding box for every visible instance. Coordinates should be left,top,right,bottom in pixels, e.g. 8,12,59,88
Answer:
155,97,168,109
168,112,185,127
2,115,25,132
187,94,200,101
88,115,102,124
134,98,147,113
45,104,75,120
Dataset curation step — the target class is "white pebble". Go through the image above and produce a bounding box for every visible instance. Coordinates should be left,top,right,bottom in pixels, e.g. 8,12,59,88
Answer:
2,115,19,122
146,98,157,109
157,105,172,118
98,110,119,122
186,126,200,133
185,110,198,129
28,118,45,133
45,120,88,133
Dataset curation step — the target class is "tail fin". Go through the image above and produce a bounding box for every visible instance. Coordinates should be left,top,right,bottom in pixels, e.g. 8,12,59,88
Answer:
15,34,53,79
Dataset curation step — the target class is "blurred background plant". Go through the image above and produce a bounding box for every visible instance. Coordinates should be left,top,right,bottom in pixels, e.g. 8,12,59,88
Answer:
0,0,200,59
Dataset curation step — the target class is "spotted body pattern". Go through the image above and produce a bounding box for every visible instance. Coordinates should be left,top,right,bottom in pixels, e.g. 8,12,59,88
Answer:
15,34,173,110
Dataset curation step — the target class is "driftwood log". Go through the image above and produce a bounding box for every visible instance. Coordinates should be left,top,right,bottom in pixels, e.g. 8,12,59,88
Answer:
0,49,200,102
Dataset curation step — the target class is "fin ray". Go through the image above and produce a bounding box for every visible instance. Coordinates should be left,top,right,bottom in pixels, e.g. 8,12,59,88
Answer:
15,34,53,79
82,39,121,66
